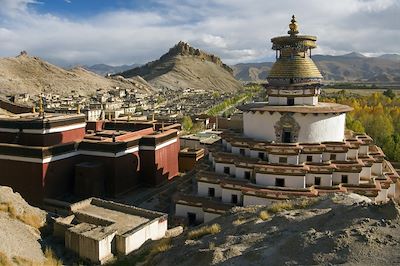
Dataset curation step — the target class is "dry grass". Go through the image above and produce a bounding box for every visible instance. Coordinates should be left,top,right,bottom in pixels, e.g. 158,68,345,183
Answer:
0,251,12,266
42,248,63,266
149,238,172,256
187,223,221,240
16,213,43,229
0,202,17,218
258,211,270,221
294,198,318,209
268,201,294,214
0,201,43,229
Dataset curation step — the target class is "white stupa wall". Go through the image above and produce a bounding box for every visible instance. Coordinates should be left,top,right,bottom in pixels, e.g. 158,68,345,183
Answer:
243,111,346,143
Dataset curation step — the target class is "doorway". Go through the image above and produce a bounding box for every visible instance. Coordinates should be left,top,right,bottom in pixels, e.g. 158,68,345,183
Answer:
283,131,292,143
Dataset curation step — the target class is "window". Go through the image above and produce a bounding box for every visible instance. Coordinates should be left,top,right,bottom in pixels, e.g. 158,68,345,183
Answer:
330,154,337,161
258,152,265,160
208,187,215,197
279,157,288,163
341,175,348,184
223,166,230,174
240,148,245,156
244,171,251,180
187,212,196,225
231,194,238,204
315,177,321,186
306,155,313,162
275,178,285,187
287,98,295,106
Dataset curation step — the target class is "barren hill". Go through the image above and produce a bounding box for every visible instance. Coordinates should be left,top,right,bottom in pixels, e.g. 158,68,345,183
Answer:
116,41,243,92
0,186,48,265
233,53,400,83
0,52,155,97
125,194,400,266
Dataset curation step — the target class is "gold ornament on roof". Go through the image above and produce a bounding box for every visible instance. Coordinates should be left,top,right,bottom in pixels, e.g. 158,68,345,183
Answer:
288,15,299,36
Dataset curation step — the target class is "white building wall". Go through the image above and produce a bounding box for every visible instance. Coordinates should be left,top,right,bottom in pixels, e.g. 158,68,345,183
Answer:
299,154,322,163
215,162,236,176
255,173,306,188
243,112,346,143
360,167,371,179
268,154,299,164
197,182,222,198
359,145,369,156
221,188,243,205
347,149,358,160
98,233,116,262
204,212,221,223
332,172,360,185
175,204,204,223
305,173,332,187
249,150,267,160
376,189,388,203
322,152,347,162
231,146,250,156
235,167,252,180
371,163,382,176
243,195,278,206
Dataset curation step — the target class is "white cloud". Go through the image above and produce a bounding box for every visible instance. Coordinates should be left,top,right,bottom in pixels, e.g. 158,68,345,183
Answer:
0,0,398,66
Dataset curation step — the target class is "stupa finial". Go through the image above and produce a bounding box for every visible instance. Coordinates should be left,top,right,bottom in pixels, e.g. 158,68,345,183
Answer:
288,15,299,36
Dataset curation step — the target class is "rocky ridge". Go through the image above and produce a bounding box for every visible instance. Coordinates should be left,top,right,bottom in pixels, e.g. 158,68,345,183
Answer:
116,41,243,92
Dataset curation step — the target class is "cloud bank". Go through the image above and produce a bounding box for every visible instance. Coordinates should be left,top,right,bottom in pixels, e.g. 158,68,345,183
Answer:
0,0,398,66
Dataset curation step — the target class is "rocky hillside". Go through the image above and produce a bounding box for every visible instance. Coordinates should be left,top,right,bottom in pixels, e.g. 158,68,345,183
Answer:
127,194,400,266
0,52,155,97
116,41,243,92
0,186,49,265
233,53,400,83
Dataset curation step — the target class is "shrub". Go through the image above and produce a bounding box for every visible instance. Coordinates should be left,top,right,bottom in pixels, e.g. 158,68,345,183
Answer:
258,211,270,221
149,238,172,255
268,201,294,214
187,223,221,240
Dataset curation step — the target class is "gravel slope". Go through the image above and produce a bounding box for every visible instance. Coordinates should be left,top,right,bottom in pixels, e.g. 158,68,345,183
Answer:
150,194,400,266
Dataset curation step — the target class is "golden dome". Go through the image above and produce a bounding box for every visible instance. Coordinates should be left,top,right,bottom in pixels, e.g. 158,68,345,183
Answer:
268,55,323,79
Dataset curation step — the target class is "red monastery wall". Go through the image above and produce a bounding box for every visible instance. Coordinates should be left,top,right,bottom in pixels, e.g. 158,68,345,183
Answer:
140,139,180,186
0,159,44,205
0,127,85,147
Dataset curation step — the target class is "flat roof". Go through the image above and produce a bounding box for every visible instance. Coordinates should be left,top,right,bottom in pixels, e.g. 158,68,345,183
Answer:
238,102,353,114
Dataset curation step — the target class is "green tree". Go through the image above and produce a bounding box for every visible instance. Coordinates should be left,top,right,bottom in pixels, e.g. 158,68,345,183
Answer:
182,116,193,131
383,89,396,100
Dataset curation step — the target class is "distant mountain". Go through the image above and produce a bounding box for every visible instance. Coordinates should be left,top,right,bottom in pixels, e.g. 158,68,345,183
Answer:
232,52,400,83
378,54,400,61
115,41,243,92
84,63,140,76
0,52,155,96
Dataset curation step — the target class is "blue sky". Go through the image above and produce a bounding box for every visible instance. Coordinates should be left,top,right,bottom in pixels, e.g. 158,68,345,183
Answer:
0,0,399,66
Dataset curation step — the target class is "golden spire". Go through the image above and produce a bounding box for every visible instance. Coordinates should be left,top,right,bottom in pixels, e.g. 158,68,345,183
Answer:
288,15,299,36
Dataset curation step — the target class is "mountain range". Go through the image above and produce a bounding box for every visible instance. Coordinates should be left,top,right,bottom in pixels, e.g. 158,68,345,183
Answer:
0,52,155,97
232,52,400,83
